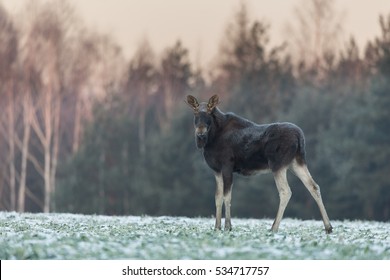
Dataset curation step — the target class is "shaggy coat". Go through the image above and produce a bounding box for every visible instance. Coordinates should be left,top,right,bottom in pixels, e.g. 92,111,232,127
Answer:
187,95,333,234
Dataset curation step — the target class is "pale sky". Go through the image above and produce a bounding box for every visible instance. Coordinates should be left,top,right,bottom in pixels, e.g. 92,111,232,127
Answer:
2,0,390,67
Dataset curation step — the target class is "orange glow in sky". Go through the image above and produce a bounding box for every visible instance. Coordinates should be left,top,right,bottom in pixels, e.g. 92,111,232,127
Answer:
3,0,390,67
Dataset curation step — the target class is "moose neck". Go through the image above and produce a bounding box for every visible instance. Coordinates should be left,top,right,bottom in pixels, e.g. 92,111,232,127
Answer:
204,107,225,148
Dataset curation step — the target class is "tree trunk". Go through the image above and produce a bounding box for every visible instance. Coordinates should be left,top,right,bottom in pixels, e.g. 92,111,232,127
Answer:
17,95,32,212
43,146,51,213
7,82,16,211
50,96,61,212
139,110,146,156
31,88,53,213
98,149,106,214
72,95,82,154
43,89,52,213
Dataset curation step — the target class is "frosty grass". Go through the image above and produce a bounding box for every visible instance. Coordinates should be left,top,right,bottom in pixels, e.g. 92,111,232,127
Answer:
0,212,389,259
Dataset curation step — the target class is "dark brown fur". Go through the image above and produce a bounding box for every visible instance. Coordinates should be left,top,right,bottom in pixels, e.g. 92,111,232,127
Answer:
186,95,333,233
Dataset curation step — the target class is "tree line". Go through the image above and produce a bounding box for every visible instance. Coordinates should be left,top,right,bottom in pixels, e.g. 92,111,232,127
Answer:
0,0,124,212
1,1,389,221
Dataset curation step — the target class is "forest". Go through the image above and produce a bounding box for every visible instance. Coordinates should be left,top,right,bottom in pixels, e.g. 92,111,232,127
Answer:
1,0,389,222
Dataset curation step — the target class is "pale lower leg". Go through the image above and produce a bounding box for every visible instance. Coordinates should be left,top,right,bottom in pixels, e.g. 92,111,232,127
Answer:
292,161,333,233
215,173,224,230
271,168,292,232
224,188,232,231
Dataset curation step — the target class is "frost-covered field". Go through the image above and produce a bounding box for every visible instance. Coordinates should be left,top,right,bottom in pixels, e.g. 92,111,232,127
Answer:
0,212,389,259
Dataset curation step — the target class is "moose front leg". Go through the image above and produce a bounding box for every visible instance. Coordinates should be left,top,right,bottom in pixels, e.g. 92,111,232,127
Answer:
214,173,223,230
223,172,233,231
214,172,233,231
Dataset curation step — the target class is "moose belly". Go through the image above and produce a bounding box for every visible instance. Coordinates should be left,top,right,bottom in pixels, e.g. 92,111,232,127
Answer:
235,167,272,176
233,156,270,176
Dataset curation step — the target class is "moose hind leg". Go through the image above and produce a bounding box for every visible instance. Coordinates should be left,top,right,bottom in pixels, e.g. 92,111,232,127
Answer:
291,160,333,233
271,168,292,233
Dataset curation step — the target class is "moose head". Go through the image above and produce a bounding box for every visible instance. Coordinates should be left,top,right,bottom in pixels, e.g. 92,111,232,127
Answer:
186,95,219,149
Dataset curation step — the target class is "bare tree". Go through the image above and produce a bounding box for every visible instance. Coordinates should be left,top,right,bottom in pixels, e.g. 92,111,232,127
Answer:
285,0,344,70
67,31,99,153
159,41,192,131
83,32,125,144
18,1,64,213
15,93,33,212
55,25,90,156
125,39,157,155
1,0,127,212
0,4,18,211
215,2,292,121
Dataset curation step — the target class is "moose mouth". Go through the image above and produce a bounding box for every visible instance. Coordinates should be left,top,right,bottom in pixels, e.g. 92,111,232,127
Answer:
196,134,207,149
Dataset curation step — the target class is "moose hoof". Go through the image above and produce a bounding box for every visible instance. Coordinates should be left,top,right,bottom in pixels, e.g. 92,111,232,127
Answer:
325,225,333,234
224,224,232,231
270,226,279,233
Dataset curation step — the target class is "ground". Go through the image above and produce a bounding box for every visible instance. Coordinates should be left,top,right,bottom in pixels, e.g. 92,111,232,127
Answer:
0,212,389,259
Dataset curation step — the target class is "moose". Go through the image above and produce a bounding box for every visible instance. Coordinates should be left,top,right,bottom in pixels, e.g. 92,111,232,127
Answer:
186,94,333,234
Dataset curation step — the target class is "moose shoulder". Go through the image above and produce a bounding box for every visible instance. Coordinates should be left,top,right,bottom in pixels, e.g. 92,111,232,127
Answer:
186,94,333,234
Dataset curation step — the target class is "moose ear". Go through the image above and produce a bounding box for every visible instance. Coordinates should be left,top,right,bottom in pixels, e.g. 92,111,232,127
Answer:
186,95,200,111
207,95,219,113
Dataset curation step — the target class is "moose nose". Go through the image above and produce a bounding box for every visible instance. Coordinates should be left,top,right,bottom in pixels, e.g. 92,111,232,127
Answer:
195,127,208,137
